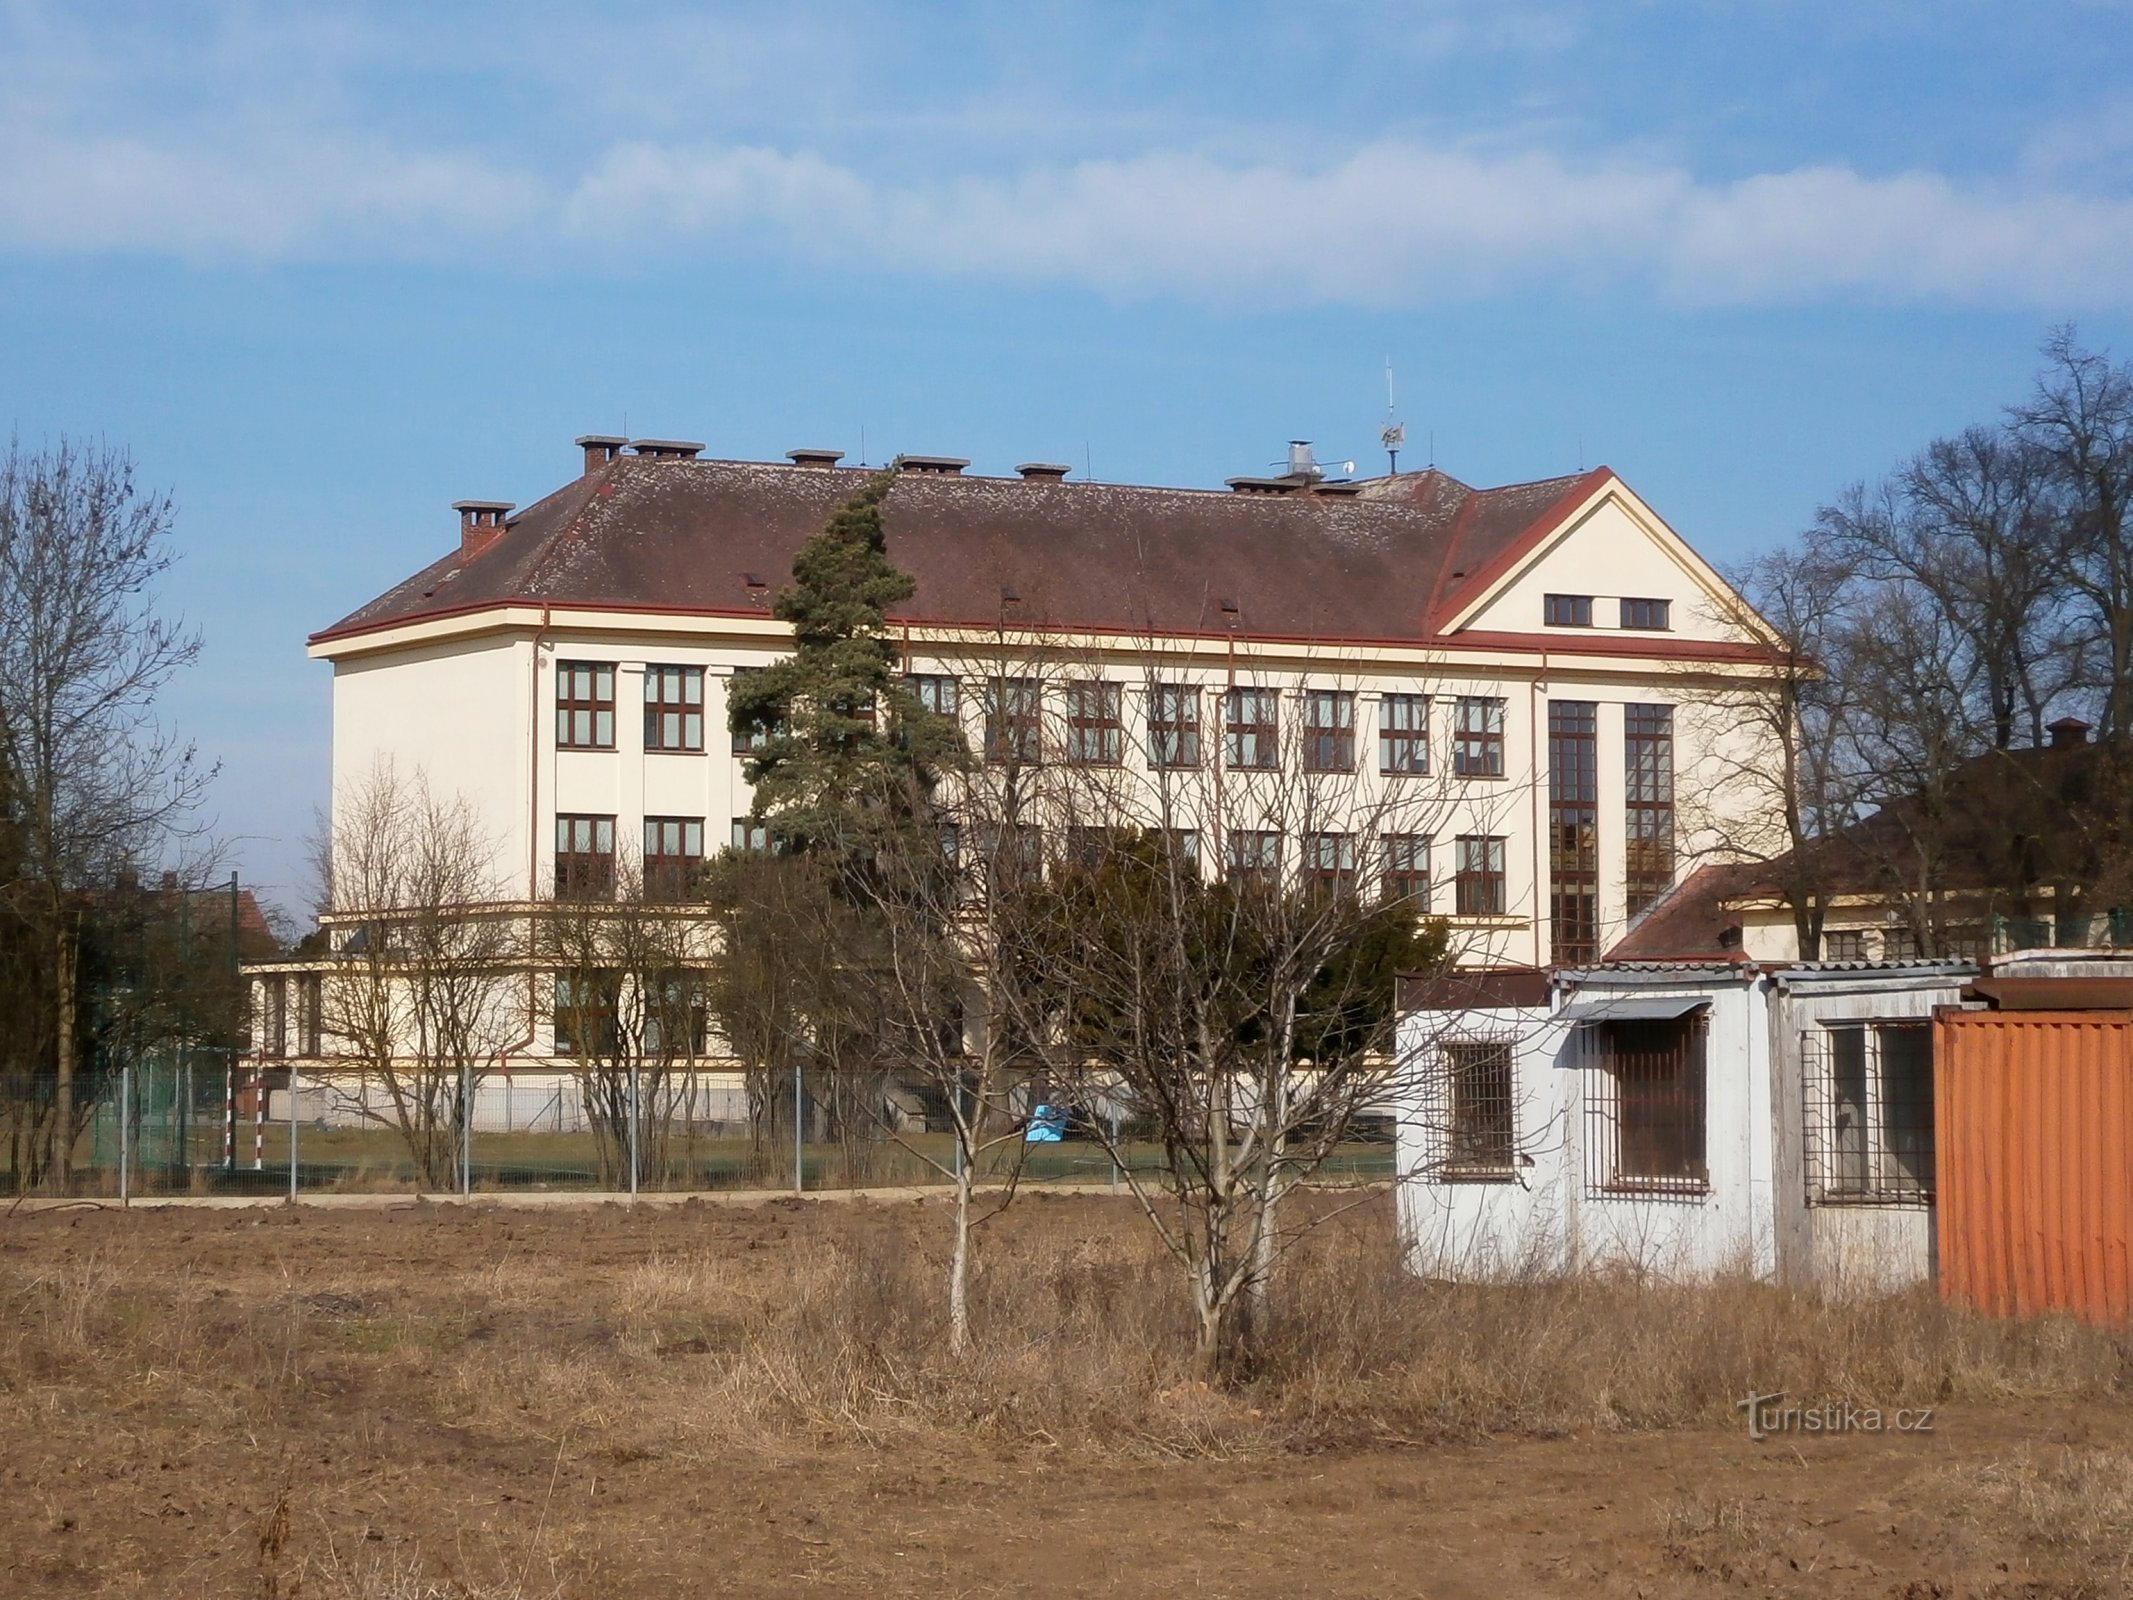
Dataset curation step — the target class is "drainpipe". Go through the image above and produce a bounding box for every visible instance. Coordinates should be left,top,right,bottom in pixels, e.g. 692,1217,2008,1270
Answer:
1531,654,1547,970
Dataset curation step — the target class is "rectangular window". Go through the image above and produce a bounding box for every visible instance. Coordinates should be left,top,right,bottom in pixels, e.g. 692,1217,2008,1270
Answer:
553,971,620,1057
556,662,616,750
731,818,770,853
1452,696,1505,778
1823,929,1869,962
1065,680,1124,765
1164,829,1201,867
643,974,709,1059
981,823,1043,882
983,677,1043,766
1620,597,1672,630
644,815,705,899
1226,829,1281,889
1624,703,1675,916
1549,700,1600,966
1442,1040,1516,1179
728,666,787,754
1544,593,1594,627
1587,1013,1709,1196
1454,835,1506,916
1225,687,1279,770
297,973,322,1057
1301,831,1356,895
1379,693,1430,775
261,975,288,1060
1302,690,1356,773
1802,1022,1935,1204
906,673,960,718
1066,826,1118,869
1147,683,1201,767
554,813,616,899
643,665,705,752
1381,834,1430,904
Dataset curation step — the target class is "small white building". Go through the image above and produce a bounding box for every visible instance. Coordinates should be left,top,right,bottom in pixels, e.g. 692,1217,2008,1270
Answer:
1397,958,1974,1287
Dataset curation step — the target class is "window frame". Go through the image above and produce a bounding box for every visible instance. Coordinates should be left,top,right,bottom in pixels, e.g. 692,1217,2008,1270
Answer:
1225,829,1281,890
554,813,616,900
1379,693,1430,776
1586,1012,1710,1197
1224,686,1279,771
982,676,1044,766
1452,696,1506,778
643,665,705,753
1064,679,1124,766
1440,1039,1517,1181
556,661,617,751
1620,596,1673,631
1453,834,1506,916
1301,689,1356,773
1300,831,1357,895
1380,833,1431,904
1549,699,1600,966
1801,1020,1935,1205
643,815,705,899
1624,703,1676,917
1147,682,1202,768
553,970,621,1058
1544,593,1595,628
906,673,961,719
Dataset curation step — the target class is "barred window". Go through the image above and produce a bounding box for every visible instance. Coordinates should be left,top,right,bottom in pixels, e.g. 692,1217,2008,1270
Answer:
1452,696,1505,777
1148,683,1201,767
1302,690,1356,773
557,662,615,750
644,665,705,752
1065,680,1123,765
644,816,704,899
1441,1040,1516,1180
1586,1012,1709,1197
1379,693,1430,775
1544,593,1594,627
1454,835,1505,916
1381,834,1430,904
1624,703,1675,916
1802,1022,1934,1205
983,677,1043,765
1225,687,1279,770
1226,829,1281,889
555,814,615,899
1550,700,1599,965
1302,831,1356,895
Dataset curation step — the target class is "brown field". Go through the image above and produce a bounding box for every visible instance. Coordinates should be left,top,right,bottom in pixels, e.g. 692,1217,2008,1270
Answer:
1,1193,2129,1598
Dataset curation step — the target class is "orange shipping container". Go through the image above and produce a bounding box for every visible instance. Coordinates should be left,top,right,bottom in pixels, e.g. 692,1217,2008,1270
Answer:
1935,1009,2133,1324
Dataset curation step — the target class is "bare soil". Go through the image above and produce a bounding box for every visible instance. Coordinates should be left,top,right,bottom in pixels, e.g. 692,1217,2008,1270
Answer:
1,1197,2126,1598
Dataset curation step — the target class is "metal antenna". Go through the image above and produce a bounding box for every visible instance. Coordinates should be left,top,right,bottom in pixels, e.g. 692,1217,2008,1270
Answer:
1380,357,1406,476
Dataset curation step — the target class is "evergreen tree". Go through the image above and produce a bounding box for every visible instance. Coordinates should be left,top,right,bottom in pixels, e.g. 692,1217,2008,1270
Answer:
726,467,964,856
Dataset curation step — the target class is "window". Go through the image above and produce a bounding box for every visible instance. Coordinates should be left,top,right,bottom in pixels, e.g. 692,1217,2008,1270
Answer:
1381,834,1430,903
260,975,288,1059
553,971,620,1057
1882,927,1921,961
1544,593,1594,627
555,814,615,899
644,974,709,1059
1225,687,1279,770
729,667,787,754
1586,1012,1708,1196
907,673,960,719
1802,1022,1934,1203
1302,690,1356,773
644,816,704,899
1624,704,1675,916
983,677,1043,765
1379,694,1430,775
297,973,322,1057
1620,597,1672,631
981,823,1043,882
1454,835,1506,916
1066,827,1118,869
1164,829,1202,867
1302,832,1356,895
1452,697,1505,778
731,818,770,853
1226,829,1281,889
1549,700,1599,965
643,665,705,752
1440,1040,1516,1180
1147,683,1201,767
1065,680,1123,765
1823,929,1869,961
556,662,615,749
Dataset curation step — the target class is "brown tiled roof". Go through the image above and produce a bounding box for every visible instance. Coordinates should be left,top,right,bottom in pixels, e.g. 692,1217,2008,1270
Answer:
314,457,1744,654
1603,861,1763,962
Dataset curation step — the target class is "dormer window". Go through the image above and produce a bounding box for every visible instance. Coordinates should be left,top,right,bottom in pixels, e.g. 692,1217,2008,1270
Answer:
1621,597,1672,630
1544,593,1593,627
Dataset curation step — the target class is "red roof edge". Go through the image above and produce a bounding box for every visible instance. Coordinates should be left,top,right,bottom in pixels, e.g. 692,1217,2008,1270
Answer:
1424,465,1615,635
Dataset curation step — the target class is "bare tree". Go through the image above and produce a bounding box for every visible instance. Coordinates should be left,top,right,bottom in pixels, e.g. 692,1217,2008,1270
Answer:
0,438,209,1188
311,761,524,1191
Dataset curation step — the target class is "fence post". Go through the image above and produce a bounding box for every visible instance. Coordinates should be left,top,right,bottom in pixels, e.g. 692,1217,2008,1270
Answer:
287,1062,298,1205
460,1059,472,1200
792,1060,804,1196
118,1063,131,1207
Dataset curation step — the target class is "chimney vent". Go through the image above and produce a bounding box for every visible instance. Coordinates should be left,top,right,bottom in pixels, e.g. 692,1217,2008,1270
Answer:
785,448,844,469
1285,440,1324,481
896,455,970,476
576,434,628,474
2049,716,2093,748
629,439,705,461
1016,462,1071,483
452,500,515,559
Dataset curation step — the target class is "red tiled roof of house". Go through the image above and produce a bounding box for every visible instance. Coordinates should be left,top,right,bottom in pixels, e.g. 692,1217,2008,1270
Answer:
312,457,1755,657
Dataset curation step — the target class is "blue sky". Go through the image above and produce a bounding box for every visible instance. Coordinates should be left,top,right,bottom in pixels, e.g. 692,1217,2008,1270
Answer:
3,0,2131,918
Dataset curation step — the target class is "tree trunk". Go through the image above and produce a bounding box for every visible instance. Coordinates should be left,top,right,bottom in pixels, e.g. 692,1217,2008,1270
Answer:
948,1162,972,1356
